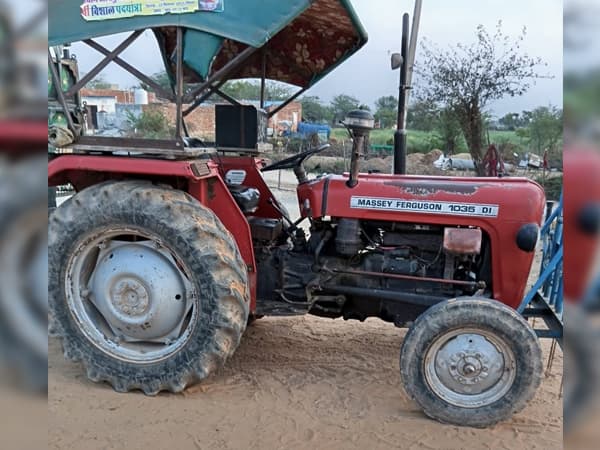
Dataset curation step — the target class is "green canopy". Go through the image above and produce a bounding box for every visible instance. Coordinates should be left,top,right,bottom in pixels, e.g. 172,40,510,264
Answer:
49,0,368,88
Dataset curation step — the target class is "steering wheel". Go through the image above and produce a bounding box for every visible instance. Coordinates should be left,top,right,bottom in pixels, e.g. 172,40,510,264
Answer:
261,144,330,172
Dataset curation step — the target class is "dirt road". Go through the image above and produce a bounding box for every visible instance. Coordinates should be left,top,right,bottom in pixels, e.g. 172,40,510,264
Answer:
49,317,562,450
49,184,562,450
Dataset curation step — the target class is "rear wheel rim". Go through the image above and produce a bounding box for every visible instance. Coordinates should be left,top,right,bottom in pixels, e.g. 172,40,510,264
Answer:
423,328,516,408
65,227,197,364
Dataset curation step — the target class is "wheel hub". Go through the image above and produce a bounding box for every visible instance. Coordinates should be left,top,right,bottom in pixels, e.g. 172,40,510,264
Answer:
448,351,490,386
87,240,190,343
110,278,150,317
424,329,516,408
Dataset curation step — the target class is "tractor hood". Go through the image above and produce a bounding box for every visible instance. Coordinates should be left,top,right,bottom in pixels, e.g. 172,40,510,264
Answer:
49,0,368,89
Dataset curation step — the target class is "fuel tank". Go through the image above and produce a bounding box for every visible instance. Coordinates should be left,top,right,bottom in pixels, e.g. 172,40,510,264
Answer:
297,173,546,309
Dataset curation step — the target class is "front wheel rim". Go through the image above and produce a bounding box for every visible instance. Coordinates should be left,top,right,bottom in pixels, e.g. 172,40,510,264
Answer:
423,328,516,408
64,226,198,364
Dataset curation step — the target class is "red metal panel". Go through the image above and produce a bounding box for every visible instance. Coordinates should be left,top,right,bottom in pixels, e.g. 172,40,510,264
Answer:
564,149,600,302
298,173,546,309
215,156,286,220
48,154,205,185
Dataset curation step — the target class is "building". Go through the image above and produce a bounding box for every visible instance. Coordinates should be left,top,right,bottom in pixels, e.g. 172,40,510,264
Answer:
81,87,302,140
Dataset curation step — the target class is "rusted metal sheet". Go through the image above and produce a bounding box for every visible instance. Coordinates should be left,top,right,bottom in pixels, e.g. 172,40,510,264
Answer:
443,227,482,255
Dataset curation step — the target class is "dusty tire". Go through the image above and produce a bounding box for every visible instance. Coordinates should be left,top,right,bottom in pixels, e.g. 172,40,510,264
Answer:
0,157,48,391
563,304,600,431
400,298,543,427
49,180,249,395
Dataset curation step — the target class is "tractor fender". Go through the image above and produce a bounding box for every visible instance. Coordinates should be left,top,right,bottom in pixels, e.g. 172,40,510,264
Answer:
48,154,257,310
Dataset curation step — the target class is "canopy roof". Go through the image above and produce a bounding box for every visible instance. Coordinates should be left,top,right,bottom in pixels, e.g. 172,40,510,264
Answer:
49,0,368,89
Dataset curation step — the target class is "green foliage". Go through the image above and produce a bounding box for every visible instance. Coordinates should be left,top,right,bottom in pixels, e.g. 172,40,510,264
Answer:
330,94,361,123
498,112,528,131
219,80,292,102
141,71,172,92
417,21,549,173
534,174,563,201
126,109,173,139
301,95,333,123
519,106,563,155
331,128,519,155
407,100,438,131
374,95,397,129
86,74,113,89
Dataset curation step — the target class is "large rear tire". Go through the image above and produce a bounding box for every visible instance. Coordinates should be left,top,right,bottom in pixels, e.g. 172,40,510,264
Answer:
49,180,249,395
400,298,543,427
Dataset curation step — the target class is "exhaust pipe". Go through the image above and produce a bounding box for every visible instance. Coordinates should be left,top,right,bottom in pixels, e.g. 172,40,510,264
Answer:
393,13,410,175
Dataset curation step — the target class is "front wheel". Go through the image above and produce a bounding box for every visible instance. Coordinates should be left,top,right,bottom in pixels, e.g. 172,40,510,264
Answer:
400,298,543,427
49,181,249,395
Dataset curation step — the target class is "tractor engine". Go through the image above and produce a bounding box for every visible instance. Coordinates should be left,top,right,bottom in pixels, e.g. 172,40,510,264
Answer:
254,216,491,326
302,218,490,323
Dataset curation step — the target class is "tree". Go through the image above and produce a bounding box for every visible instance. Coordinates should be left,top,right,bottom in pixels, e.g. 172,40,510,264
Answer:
300,95,333,123
138,71,173,98
219,80,292,102
126,109,173,139
374,95,397,128
499,112,522,131
435,107,463,154
330,94,361,123
416,21,549,175
86,74,114,89
407,100,438,131
520,106,563,155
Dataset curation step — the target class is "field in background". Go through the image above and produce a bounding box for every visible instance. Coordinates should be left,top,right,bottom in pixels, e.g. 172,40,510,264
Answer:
330,128,523,154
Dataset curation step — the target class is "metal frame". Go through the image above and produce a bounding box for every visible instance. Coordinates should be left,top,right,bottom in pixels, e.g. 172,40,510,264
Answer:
49,22,318,156
518,194,564,347
267,87,307,118
49,27,265,155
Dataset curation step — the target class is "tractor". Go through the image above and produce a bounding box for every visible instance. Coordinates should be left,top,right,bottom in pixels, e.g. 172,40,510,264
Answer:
48,0,557,427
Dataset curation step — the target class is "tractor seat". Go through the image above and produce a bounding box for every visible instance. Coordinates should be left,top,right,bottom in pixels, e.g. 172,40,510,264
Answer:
227,185,260,214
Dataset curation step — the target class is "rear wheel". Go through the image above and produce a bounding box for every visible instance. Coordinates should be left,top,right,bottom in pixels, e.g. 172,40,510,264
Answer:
49,181,249,395
400,298,542,427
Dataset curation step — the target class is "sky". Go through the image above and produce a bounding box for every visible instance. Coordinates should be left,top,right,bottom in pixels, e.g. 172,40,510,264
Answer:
564,0,600,72
66,0,563,117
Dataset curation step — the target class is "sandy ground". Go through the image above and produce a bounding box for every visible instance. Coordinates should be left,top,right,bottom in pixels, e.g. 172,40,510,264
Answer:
49,180,563,450
48,322,562,450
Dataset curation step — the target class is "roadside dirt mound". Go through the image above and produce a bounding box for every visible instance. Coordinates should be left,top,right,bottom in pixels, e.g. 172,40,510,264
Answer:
407,150,444,175
363,150,444,175
363,157,392,173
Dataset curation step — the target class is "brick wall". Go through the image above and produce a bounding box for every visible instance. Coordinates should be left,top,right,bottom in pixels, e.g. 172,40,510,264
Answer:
142,101,302,139
143,103,216,140
267,102,302,132
80,88,157,104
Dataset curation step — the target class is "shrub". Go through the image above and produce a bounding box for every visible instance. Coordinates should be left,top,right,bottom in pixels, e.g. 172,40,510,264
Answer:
126,109,174,139
534,174,563,201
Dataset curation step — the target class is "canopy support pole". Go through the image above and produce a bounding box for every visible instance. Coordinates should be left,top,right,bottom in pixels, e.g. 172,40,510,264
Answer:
260,48,267,109
175,27,184,140
213,88,241,106
184,45,259,103
182,80,241,117
65,30,143,97
83,38,175,101
183,79,226,116
267,87,306,118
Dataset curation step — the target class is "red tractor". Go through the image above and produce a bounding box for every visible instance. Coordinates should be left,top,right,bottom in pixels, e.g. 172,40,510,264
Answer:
49,0,551,427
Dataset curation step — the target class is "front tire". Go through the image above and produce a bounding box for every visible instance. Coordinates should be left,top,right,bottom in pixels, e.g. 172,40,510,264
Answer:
49,180,249,395
400,298,542,427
